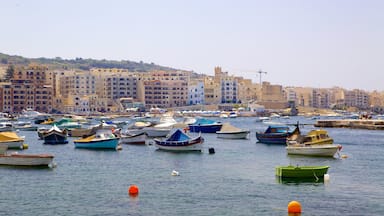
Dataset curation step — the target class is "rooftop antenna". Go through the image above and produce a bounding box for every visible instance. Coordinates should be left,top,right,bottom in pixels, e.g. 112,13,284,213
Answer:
257,70,267,85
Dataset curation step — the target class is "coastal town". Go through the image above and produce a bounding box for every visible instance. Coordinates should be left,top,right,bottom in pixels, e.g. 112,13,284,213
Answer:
0,57,383,117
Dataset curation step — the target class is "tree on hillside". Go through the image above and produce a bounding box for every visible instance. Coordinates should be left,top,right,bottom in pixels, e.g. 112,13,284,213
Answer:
5,64,15,80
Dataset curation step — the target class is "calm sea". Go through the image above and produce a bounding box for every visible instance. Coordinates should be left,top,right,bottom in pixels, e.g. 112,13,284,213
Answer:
1,116,383,216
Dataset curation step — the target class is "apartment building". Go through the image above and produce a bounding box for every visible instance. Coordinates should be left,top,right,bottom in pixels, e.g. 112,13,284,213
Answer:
344,89,370,109
188,79,204,105
0,65,53,113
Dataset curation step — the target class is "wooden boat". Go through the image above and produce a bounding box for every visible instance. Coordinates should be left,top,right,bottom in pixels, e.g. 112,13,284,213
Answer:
153,129,204,151
256,125,293,144
275,165,329,180
286,144,342,157
188,118,222,133
41,125,68,145
286,125,340,157
73,128,119,149
0,131,25,149
216,123,250,139
119,131,148,145
0,144,54,167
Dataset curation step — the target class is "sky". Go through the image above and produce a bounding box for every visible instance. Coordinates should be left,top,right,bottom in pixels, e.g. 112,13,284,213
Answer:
1,0,384,91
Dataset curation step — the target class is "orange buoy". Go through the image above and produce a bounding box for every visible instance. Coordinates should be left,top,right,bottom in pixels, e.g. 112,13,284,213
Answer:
128,185,139,196
288,200,301,213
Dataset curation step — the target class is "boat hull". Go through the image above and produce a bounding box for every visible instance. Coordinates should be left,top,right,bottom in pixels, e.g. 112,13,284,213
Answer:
0,154,54,166
74,138,119,149
43,132,68,145
154,136,204,152
256,133,289,144
119,132,147,144
0,140,24,149
189,124,222,133
275,165,329,179
286,144,340,157
216,131,250,139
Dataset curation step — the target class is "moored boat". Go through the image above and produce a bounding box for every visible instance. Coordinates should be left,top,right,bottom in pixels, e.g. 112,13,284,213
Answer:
256,125,293,144
0,144,54,167
188,118,222,133
73,128,119,149
275,165,329,179
153,129,204,151
286,144,341,157
216,123,250,139
41,125,68,145
0,131,25,149
119,131,148,145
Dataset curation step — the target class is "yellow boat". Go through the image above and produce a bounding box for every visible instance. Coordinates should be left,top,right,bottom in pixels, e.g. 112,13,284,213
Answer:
287,126,333,145
0,131,25,149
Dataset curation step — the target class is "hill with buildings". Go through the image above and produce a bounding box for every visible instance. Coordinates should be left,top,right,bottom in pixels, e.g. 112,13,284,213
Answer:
0,52,177,72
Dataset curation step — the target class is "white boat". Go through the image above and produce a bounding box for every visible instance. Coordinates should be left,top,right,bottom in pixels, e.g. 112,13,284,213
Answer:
0,122,14,132
286,144,342,157
216,123,250,139
119,131,148,145
0,144,54,167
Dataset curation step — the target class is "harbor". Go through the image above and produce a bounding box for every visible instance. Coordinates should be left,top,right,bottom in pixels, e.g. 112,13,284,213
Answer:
0,115,383,215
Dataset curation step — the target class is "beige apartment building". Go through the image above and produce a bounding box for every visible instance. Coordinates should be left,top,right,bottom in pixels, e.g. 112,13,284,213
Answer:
0,64,53,113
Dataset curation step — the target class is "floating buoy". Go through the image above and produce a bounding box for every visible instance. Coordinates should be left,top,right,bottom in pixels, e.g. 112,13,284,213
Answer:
22,144,28,149
171,170,179,176
324,174,330,181
341,154,348,159
48,162,57,169
208,148,215,154
288,200,301,213
128,185,139,196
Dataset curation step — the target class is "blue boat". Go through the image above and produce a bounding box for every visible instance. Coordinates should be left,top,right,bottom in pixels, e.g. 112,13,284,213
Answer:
73,129,119,149
42,125,68,145
153,129,204,151
256,125,295,144
188,118,222,133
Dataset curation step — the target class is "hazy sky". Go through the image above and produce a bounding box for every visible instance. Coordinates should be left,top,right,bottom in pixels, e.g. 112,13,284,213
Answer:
2,0,383,91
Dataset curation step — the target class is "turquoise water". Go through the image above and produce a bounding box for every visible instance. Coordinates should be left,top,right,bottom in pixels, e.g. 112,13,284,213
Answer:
1,116,384,215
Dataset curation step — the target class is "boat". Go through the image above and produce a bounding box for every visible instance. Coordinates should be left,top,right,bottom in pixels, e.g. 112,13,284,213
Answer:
286,144,342,157
119,131,148,145
287,126,334,145
188,118,222,133
153,129,204,151
0,131,25,149
41,125,68,145
13,121,38,131
275,165,329,180
285,125,341,157
228,111,238,118
0,144,54,167
0,122,14,132
73,128,119,149
216,123,250,139
256,125,293,144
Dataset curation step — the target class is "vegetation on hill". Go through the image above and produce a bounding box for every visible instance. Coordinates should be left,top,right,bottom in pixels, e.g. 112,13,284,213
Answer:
0,52,177,72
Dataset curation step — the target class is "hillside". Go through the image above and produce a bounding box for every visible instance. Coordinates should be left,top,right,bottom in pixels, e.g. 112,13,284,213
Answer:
0,52,178,72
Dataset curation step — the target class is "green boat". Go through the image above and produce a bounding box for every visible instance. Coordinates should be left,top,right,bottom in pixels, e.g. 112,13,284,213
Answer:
275,165,329,180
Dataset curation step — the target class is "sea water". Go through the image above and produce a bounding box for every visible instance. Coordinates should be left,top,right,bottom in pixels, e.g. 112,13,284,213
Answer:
1,116,383,216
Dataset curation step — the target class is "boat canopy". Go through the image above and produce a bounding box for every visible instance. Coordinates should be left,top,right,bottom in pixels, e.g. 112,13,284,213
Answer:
218,123,242,132
265,125,290,133
192,118,219,125
166,129,190,142
0,132,24,142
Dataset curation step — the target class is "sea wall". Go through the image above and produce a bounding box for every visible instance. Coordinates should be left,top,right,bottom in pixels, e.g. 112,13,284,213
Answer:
314,119,384,130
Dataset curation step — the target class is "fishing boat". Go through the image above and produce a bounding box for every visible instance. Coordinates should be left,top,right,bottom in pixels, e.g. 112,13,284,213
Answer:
275,165,329,180
188,118,222,133
153,129,204,151
41,125,68,145
256,125,293,144
73,128,119,149
216,123,250,139
119,131,148,145
286,125,340,157
286,144,342,157
0,144,54,167
0,131,25,149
